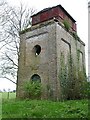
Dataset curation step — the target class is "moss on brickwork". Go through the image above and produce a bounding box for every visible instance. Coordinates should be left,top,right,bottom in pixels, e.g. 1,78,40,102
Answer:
59,51,87,100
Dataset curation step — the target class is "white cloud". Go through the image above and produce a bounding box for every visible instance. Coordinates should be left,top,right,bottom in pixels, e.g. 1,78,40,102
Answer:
0,78,16,91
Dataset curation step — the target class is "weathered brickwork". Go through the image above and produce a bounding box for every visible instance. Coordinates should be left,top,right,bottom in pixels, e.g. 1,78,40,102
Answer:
17,19,85,100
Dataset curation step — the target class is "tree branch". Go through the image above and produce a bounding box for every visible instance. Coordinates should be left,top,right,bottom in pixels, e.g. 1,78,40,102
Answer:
5,53,18,67
0,76,17,84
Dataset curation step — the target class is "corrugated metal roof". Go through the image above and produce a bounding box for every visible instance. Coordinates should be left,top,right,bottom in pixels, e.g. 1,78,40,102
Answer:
32,4,76,22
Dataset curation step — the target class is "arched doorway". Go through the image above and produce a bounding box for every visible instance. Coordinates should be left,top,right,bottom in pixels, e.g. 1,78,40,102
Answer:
30,74,41,99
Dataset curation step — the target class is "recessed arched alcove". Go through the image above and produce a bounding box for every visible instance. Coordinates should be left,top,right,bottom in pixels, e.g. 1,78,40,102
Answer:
30,74,41,82
33,45,41,56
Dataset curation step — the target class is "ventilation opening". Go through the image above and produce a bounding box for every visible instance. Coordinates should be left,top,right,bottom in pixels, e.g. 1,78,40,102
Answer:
31,74,41,82
33,45,41,56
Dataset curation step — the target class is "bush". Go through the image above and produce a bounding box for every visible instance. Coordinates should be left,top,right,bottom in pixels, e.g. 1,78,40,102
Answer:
59,52,87,100
82,81,90,99
63,20,70,31
72,32,80,41
24,81,42,99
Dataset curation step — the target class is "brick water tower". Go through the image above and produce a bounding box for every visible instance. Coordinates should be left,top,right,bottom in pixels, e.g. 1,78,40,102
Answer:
17,5,86,100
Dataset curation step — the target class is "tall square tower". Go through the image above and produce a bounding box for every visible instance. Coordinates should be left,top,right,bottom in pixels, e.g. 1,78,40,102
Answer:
17,5,86,100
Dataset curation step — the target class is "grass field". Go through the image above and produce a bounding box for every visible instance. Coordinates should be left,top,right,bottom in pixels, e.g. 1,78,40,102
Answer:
0,92,16,119
1,92,88,119
0,92,16,99
0,93,2,120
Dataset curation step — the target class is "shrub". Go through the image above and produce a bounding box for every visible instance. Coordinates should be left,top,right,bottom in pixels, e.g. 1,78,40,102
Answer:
79,77,90,99
63,20,70,31
72,32,80,41
59,52,87,100
24,81,42,99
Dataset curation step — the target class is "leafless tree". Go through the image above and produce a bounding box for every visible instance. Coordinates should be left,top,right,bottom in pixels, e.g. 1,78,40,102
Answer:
0,0,35,84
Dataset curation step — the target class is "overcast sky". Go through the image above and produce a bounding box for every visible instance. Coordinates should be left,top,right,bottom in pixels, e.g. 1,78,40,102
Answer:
0,0,88,91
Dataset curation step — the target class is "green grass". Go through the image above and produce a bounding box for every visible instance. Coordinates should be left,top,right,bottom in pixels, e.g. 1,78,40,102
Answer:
2,98,88,119
1,92,88,119
0,93,2,120
0,92,16,99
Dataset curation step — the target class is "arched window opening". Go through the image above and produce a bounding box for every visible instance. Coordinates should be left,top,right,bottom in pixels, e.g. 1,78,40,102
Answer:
31,74,41,82
33,45,41,56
